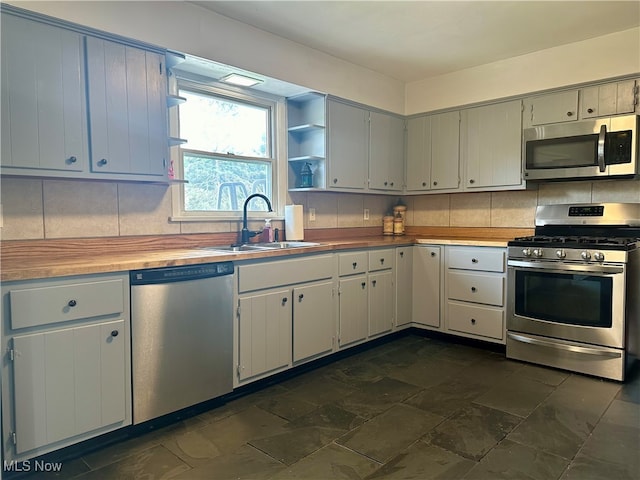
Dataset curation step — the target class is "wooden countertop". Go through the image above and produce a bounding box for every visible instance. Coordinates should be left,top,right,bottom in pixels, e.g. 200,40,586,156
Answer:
1,227,532,282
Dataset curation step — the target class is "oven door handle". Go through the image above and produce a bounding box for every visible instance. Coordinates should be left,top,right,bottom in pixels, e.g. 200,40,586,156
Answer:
507,260,624,275
507,333,622,358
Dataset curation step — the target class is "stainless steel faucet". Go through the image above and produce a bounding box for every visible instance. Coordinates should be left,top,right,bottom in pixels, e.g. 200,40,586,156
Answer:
241,193,273,244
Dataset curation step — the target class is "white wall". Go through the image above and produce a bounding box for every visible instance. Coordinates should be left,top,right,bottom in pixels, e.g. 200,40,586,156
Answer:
406,27,640,114
11,1,406,114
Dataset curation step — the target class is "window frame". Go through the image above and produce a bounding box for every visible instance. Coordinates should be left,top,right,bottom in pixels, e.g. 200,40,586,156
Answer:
170,79,287,222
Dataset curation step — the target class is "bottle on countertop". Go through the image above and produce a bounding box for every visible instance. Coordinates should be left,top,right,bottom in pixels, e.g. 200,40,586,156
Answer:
261,219,274,242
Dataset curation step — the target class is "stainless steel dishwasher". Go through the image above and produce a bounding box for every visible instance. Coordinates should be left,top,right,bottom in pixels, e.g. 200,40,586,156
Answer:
130,262,234,424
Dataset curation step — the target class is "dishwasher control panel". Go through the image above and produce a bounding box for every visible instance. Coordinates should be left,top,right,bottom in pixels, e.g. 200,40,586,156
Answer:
130,262,234,285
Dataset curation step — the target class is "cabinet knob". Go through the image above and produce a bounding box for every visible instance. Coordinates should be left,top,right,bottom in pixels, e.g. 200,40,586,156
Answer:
352,262,357,269
587,108,594,114
97,159,108,166
67,156,77,164
372,280,377,287
430,252,436,257
282,297,288,305
433,181,438,186
399,251,404,258
472,258,478,263
470,318,476,325
380,258,384,265
390,182,394,186
361,282,366,288
469,179,475,184
422,182,427,187
333,178,338,184
298,294,304,302
384,181,388,186
566,111,574,117
110,330,119,337
68,299,77,307
471,287,477,292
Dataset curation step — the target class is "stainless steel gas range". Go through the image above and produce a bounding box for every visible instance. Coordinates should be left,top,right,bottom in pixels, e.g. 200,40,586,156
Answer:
506,203,640,381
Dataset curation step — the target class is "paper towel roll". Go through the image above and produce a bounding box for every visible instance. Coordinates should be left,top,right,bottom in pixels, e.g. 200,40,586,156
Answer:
284,205,304,240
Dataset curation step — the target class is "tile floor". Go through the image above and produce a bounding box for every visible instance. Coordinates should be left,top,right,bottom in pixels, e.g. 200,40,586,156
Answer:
15,333,640,479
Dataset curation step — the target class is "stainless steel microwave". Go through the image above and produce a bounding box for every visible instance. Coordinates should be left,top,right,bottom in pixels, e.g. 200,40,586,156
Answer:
523,114,638,181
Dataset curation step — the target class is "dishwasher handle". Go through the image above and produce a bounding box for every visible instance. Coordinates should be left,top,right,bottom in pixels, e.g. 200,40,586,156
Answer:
130,262,234,285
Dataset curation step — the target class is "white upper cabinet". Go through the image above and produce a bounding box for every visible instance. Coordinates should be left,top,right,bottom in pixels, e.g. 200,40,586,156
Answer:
461,100,523,190
1,14,87,173
580,79,638,119
406,111,460,193
86,37,167,178
369,111,404,191
327,99,369,190
1,10,170,182
523,90,579,127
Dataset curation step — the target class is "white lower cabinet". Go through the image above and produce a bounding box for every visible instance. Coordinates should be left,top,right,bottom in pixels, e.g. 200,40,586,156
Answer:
237,289,292,382
444,246,507,343
236,254,336,385
292,281,335,362
395,247,413,327
1,273,131,462
412,245,442,329
338,274,369,347
337,248,395,348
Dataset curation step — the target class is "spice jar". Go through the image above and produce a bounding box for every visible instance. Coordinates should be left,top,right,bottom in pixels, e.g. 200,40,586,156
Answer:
383,215,394,235
393,205,407,234
393,214,404,235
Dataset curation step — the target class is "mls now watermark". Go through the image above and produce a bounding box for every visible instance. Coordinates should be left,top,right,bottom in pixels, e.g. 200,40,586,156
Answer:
4,460,63,473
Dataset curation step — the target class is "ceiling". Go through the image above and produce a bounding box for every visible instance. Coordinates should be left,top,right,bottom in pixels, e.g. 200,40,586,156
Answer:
192,1,640,83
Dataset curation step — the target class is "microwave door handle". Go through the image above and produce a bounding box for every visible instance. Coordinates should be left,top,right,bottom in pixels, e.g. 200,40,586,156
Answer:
597,124,607,172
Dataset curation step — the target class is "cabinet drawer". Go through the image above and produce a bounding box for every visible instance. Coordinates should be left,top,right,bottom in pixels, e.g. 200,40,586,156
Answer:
239,254,334,292
368,249,394,272
10,279,125,330
447,271,504,306
447,301,504,340
338,252,368,276
447,247,505,272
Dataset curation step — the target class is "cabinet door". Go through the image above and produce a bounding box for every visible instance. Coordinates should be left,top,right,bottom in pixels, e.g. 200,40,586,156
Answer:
338,276,368,347
86,37,167,177
327,100,368,189
395,248,413,327
581,80,637,118
429,111,460,190
1,14,87,172
405,116,431,191
462,100,522,189
527,90,578,125
413,246,441,328
293,281,335,362
368,270,394,337
238,290,291,381
369,112,404,191
12,320,126,454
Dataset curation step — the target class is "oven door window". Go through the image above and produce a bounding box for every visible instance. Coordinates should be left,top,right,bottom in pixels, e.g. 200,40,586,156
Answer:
514,270,612,327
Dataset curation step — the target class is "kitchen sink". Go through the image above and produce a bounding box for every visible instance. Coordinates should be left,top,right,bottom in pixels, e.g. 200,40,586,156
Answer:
251,241,321,249
204,241,321,253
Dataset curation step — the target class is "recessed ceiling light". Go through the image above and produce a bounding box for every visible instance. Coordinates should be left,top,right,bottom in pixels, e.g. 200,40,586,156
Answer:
220,73,263,87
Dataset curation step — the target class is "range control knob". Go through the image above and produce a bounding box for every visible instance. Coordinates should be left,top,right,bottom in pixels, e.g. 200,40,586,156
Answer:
556,249,566,259
581,251,592,261
522,248,532,257
593,251,605,262
532,248,544,258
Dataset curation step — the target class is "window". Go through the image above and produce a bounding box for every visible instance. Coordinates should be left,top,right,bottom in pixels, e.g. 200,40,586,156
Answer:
173,82,283,218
